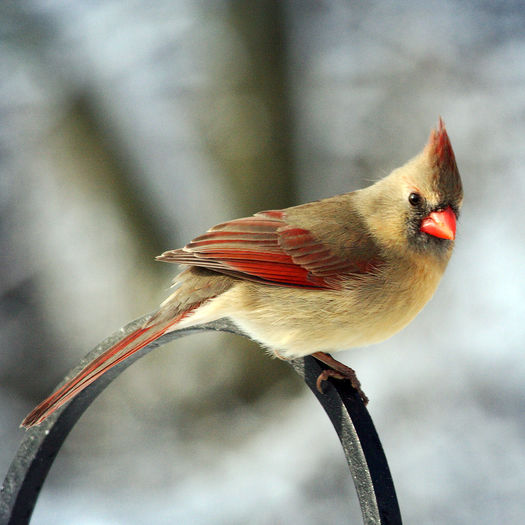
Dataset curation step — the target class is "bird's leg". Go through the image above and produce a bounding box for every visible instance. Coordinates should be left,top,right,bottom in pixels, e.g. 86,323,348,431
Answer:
312,352,369,405
272,350,368,405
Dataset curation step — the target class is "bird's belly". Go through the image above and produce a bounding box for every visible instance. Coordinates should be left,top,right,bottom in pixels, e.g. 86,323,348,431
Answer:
231,318,376,357
227,284,427,359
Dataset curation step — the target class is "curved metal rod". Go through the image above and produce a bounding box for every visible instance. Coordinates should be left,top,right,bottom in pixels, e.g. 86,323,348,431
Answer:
289,358,402,524
0,314,402,525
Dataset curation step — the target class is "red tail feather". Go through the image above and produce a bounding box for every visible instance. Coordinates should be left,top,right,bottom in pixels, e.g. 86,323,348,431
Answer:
21,307,197,428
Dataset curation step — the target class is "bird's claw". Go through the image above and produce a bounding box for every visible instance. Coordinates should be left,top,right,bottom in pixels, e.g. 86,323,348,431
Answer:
312,352,369,405
316,369,369,405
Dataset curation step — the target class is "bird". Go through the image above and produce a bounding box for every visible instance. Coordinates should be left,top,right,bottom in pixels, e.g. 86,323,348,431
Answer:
22,118,463,428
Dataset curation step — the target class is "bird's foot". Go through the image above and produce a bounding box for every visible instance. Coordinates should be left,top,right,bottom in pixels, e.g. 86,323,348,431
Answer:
312,352,369,405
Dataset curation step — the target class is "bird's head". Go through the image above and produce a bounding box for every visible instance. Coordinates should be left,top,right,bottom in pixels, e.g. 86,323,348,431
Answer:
360,119,463,260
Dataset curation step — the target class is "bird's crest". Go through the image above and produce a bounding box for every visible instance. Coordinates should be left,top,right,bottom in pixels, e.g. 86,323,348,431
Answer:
426,117,457,173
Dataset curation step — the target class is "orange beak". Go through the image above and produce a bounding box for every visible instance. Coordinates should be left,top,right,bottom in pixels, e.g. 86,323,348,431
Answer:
420,206,456,240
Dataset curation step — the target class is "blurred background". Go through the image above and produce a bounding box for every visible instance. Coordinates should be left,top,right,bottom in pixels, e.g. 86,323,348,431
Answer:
1,1,524,524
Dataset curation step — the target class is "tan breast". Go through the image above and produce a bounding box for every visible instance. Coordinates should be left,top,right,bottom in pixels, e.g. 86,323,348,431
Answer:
216,253,449,358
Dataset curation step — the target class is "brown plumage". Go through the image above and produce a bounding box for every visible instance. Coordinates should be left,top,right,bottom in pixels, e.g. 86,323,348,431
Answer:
22,118,463,428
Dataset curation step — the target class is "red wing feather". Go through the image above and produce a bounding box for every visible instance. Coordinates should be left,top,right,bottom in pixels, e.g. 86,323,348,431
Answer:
157,210,370,289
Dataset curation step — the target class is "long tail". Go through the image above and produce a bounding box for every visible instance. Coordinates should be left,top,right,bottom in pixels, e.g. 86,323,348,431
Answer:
21,306,199,428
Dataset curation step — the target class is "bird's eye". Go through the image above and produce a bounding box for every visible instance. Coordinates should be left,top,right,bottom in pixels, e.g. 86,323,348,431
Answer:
408,192,422,207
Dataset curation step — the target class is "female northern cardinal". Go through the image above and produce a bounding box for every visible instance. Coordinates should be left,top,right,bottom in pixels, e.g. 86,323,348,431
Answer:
22,119,463,428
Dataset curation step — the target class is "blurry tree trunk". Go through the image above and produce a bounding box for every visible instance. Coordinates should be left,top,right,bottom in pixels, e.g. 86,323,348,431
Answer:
190,2,299,398
200,1,295,215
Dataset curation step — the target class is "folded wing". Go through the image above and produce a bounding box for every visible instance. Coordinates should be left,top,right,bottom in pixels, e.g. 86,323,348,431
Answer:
157,210,378,290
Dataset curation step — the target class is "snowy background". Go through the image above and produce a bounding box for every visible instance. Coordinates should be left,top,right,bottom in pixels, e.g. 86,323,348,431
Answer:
1,1,524,524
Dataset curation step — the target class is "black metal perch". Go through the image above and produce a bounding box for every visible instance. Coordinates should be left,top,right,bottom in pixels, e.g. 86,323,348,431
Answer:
0,314,402,525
